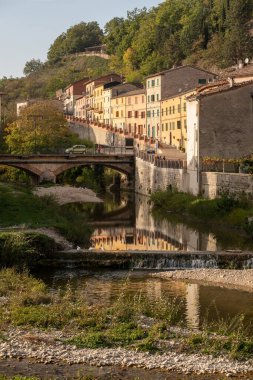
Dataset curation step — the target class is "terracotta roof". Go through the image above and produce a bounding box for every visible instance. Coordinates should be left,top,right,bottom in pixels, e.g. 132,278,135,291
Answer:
187,79,253,100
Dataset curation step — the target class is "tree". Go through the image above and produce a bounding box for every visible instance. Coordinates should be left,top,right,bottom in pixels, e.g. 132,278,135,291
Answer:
47,22,103,62
5,101,78,154
23,59,44,76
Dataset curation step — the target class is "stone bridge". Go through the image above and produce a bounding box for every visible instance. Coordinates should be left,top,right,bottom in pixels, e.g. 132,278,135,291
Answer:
0,151,135,184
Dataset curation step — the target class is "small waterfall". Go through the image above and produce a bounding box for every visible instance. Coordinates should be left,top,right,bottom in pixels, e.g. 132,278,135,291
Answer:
132,255,218,270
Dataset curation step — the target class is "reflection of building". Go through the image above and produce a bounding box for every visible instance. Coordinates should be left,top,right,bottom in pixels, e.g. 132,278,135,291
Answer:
186,284,200,329
90,194,219,252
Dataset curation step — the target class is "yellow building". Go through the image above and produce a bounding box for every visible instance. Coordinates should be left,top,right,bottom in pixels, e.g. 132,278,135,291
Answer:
125,89,146,137
110,94,126,131
161,90,194,152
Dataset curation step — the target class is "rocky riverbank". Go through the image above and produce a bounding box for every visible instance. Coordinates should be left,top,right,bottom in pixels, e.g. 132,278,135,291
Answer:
151,269,253,292
0,328,252,378
33,185,103,204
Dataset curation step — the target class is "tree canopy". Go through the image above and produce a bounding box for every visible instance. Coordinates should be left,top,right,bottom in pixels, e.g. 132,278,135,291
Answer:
4,101,79,154
23,59,44,76
47,21,103,62
104,0,253,79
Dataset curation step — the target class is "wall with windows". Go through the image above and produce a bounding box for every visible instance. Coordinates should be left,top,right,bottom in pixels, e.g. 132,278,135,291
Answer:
146,75,162,140
161,90,193,151
125,89,146,136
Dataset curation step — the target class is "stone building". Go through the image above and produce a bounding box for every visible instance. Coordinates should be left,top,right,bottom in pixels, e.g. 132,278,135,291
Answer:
187,80,253,195
146,65,217,141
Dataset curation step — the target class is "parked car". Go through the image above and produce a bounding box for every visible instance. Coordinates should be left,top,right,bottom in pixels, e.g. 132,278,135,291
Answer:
65,145,86,154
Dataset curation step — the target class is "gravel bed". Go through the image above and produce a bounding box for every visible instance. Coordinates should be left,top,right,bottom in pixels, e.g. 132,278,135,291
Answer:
0,328,252,377
151,269,253,292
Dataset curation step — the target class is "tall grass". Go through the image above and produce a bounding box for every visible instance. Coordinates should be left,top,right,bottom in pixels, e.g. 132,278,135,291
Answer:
2,269,253,359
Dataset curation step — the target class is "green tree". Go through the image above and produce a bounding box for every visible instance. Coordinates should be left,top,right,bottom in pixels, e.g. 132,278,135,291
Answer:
23,59,44,76
5,101,78,154
47,22,103,63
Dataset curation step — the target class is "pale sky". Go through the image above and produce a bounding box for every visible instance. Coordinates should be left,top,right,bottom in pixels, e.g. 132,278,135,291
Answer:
0,0,161,79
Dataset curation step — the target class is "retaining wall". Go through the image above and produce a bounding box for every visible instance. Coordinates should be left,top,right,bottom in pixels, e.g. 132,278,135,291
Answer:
201,172,253,199
135,157,187,196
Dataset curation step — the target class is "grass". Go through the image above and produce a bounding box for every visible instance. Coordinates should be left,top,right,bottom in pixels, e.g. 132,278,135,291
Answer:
0,182,92,245
1,269,253,361
151,189,253,239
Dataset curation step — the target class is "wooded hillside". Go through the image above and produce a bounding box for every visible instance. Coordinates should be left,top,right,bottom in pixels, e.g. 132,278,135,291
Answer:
0,0,252,123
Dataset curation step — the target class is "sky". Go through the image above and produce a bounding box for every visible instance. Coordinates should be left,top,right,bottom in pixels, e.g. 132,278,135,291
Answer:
0,0,161,79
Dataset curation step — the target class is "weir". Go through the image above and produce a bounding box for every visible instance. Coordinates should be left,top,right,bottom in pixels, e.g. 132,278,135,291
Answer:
47,250,253,270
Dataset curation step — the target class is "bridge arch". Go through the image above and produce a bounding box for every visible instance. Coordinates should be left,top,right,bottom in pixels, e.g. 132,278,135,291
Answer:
0,154,135,186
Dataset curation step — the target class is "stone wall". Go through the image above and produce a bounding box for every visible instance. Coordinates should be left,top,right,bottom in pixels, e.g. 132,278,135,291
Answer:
135,157,187,196
201,172,253,199
69,122,125,146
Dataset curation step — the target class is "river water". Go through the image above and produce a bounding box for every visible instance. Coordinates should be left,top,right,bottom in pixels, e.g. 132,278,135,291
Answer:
35,192,253,331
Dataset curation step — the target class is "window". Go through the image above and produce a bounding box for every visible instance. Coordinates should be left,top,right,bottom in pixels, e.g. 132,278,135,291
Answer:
152,110,155,117
166,123,168,131
162,124,164,131
151,94,155,102
178,104,180,113
183,102,186,112
177,120,181,129
172,106,175,114
166,107,168,116
161,108,164,117
156,94,159,101
157,109,160,116
147,110,151,118
134,111,138,118
151,79,155,87
141,111,145,118
198,78,207,84
169,107,171,115
116,111,119,117
184,119,187,130
128,111,132,118
121,110,124,117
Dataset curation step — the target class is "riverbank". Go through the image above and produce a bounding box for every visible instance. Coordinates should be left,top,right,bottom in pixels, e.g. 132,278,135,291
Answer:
0,327,252,378
33,185,103,204
152,269,253,292
1,268,253,379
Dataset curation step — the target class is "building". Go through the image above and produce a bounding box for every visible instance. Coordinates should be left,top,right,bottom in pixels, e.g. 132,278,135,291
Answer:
125,89,146,137
161,90,194,151
146,65,217,141
110,84,143,131
74,95,86,119
63,78,89,115
187,80,253,195
85,74,122,122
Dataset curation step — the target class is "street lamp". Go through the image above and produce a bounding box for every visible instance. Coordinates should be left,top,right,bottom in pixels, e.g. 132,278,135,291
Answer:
28,114,43,154
0,92,6,132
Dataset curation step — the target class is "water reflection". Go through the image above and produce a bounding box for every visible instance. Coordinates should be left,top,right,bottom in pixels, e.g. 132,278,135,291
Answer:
35,269,253,331
89,193,219,252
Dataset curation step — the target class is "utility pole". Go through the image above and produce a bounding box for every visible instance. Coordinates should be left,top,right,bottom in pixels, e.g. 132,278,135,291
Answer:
28,114,43,154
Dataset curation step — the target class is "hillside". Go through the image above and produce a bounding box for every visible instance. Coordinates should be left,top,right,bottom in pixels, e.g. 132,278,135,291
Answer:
0,0,252,125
